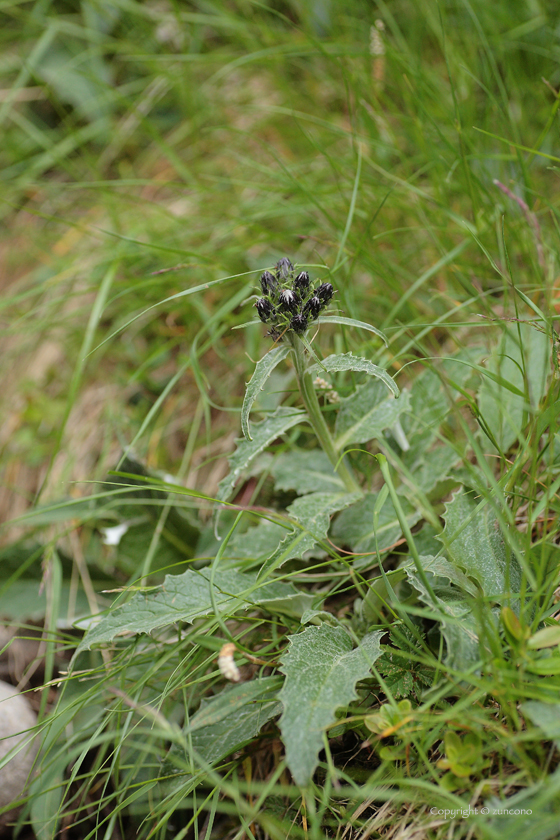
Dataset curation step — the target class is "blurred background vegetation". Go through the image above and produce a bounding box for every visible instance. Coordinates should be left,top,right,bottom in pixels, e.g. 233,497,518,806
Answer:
0,0,559,657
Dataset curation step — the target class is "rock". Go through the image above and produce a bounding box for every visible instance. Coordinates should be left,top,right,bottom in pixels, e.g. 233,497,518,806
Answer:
0,680,38,813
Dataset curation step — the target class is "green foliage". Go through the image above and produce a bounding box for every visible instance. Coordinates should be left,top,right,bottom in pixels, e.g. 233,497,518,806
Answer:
307,352,399,398
335,379,410,449
375,631,433,700
2,0,560,836
440,489,522,599
271,450,345,494
437,730,490,790
164,677,283,787
242,345,290,440
217,406,306,502
259,491,361,576
279,625,383,785
76,567,313,653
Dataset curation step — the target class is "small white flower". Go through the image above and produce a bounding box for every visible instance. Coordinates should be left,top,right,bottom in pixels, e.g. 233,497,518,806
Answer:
100,523,129,546
218,642,241,682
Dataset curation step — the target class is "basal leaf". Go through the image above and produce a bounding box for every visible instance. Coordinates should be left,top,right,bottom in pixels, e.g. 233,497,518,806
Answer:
331,493,423,564
228,519,289,559
307,353,399,398
163,677,282,793
521,702,560,747
335,379,411,449
289,492,362,538
271,450,345,494
217,407,306,502
259,492,361,578
241,345,290,440
76,569,311,653
402,554,478,598
439,489,521,599
316,315,388,345
399,350,484,455
278,625,383,786
400,443,461,495
187,677,282,743
477,326,549,452
29,755,66,840
403,557,480,671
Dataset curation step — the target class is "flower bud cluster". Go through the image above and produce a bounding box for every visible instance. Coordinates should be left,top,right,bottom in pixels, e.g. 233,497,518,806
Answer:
254,257,334,338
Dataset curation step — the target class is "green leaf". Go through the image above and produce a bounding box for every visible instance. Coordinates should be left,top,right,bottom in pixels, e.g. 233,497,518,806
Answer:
521,702,560,747
402,554,478,598
403,557,480,671
241,345,290,440
375,631,432,700
29,755,66,840
217,407,306,502
527,626,560,650
439,489,521,599
75,568,312,653
163,678,282,792
316,315,388,345
289,492,363,539
228,519,289,559
271,450,346,494
401,443,461,495
307,352,399,398
331,493,423,563
37,44,112,127
478,326,550,452
187,677,282,747
278,625,383,785
259,492,361,578
335,379,411,449
400,351,484,456
525,654,560,675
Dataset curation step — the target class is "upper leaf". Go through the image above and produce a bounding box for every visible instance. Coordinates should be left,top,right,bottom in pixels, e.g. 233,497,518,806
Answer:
278,624,383,786
315,315,388,345
217,407,306,502
307,352,399,398
241,345,290,440
75,568,313,653
335,379,411,449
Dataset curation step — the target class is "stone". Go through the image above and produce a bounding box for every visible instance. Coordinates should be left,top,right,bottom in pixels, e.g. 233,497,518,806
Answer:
0,680,38,812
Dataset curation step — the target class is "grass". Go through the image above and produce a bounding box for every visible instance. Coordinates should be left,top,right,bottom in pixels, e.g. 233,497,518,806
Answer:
1,1,560,838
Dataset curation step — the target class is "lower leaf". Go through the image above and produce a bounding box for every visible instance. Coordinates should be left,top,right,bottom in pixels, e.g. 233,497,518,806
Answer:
278,624,383,786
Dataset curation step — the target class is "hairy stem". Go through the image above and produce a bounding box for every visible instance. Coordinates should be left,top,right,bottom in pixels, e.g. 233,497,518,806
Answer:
289,334,361,494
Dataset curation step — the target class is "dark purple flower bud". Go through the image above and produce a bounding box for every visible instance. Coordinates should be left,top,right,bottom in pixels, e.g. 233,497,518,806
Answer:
255,297,274,323
316,282,334,305
290,313,308,334
260,270,277,296
278,288,299,312
293,270,310,295
303,294,322,320
275,257,294,280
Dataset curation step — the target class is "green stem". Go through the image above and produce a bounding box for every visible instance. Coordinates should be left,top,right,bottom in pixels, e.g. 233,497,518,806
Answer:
289,335,361,494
